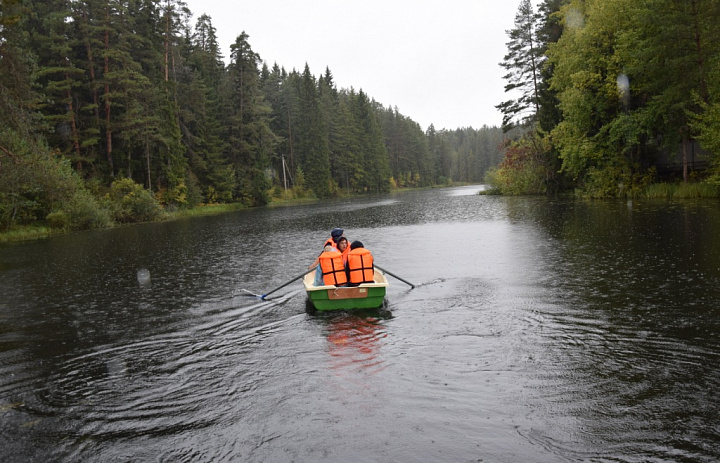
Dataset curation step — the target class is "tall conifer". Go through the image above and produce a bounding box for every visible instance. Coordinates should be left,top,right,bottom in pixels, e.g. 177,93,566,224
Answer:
497,0,543,132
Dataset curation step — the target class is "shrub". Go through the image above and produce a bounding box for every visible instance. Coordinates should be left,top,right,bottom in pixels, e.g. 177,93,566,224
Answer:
46,211,70,229
0,131,80,229
64,189,114,229
184,173,203,208
484,137,547,196
108,178,162,223
155,180,189,207
271,185,284,199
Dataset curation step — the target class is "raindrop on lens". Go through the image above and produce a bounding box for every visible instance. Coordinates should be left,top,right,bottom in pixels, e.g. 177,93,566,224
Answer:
617,73,630,107
137,268,151,286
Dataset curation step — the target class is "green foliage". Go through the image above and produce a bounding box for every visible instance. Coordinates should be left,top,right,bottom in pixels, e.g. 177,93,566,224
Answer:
294,167,307,193
577,161,654,198
46,211,70,230
108,178,162,223
691,59,720,170
155,180,189,207
379,107,435,186
545,0,720,194
484,138,547,195
60,189,114,230
692,100,720,160
0,225,57,243
226,32,276,206
44,188,113,231
643,182,720,199
0,128,80,230
295,65,332,198
1,0,519,236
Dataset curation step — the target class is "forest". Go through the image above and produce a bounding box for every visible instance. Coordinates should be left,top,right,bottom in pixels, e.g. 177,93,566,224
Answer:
5,0,719,236
0,0,504,234
492,0,720,197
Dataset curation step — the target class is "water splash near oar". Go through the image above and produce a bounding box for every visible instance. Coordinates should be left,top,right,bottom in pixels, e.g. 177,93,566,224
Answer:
240,289,262,298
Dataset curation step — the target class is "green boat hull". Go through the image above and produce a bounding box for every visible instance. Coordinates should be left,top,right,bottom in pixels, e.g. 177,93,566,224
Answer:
303,269,388,311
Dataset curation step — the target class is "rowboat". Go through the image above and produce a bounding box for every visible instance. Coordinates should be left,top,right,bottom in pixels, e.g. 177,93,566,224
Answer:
303,268,389,311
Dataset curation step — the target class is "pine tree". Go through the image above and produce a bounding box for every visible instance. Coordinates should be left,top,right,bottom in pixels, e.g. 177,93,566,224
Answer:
497,0,543,132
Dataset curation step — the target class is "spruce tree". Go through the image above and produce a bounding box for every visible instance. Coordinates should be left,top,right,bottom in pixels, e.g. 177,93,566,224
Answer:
180,13,233,202
227,32,275,205
27,0,86,168
351,90,390,192
296,64,331,198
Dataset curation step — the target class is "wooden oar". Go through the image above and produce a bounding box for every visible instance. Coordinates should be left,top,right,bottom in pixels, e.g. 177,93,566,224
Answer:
375,265,415,288
259,268,316,300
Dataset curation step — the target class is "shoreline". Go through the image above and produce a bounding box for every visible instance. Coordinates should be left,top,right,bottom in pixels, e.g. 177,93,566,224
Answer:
0,184,480,244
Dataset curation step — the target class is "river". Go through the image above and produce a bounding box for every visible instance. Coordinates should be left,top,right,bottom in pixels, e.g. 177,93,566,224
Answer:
1,185,719,462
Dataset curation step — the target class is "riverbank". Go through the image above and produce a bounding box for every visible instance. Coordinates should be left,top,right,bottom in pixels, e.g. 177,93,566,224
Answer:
0,185,462,244
0,202,255,244
481,180,720,198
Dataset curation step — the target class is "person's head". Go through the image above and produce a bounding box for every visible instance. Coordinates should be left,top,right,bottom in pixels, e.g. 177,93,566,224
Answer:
323,245,334,253
350,240,364,250
337,237,348,251
331,228,344,242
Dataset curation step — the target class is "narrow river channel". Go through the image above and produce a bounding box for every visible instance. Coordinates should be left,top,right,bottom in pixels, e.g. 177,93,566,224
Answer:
2,185,720,462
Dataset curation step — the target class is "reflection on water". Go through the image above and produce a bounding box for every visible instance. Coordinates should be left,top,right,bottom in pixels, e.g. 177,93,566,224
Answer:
322,312,390,374
1,188,719,461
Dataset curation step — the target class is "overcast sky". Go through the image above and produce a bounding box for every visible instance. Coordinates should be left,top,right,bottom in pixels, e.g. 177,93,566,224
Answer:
181,0,534,131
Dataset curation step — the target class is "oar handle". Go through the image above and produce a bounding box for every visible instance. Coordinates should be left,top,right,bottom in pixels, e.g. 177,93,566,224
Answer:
261,268,316,299
375,265,415,288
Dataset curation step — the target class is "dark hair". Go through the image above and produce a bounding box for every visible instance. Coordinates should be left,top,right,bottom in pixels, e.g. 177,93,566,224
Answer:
350,240,364,250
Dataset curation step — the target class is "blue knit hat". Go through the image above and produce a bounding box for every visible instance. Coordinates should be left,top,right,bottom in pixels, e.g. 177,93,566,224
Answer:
331,228,344,241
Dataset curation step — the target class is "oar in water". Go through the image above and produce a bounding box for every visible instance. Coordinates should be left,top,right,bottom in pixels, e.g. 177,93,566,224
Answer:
375,265,415,289
255,268,316,300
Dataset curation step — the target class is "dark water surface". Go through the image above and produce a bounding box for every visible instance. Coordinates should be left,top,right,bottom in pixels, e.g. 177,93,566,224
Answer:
2,186,720,462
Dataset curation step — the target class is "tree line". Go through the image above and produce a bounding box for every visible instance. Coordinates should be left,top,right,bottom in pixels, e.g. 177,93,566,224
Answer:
0,0,503,232
493,0,720,198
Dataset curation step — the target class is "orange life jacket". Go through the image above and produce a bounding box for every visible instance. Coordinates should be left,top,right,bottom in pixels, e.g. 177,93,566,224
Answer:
319,251,348,286
347,248,374,284
340,246,350,265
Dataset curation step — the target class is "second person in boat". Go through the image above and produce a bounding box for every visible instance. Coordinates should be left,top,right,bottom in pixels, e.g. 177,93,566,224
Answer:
346,241,375,286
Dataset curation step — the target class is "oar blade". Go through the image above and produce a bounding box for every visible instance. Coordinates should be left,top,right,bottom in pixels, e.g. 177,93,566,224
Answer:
259,268,316,300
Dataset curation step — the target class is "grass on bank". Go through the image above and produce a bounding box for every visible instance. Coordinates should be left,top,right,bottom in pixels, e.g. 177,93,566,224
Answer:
642,181,720,199
0,194,322,243
164,202,248,218
0,202,250,243
480,181,720,198
0,225,64,243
